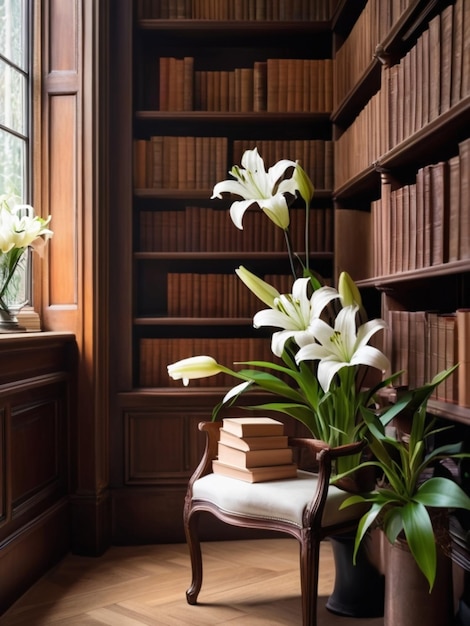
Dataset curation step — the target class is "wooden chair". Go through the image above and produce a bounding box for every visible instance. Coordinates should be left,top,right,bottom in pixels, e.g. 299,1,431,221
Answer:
184,421,370,626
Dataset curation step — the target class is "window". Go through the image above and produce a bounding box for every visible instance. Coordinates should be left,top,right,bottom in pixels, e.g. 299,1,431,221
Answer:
0,0,30,199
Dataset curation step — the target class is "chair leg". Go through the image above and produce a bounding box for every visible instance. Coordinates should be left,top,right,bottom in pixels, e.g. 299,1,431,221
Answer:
299,531,320,626
184,509,203,605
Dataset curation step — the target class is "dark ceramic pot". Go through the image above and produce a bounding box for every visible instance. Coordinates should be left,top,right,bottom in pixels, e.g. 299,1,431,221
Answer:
326,532,385,618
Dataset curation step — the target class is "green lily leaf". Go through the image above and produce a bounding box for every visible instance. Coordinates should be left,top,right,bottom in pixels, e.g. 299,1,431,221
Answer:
382,507,404,544
402,502,436,590
245,402,318,436
350,502,388,563
414,477,470,510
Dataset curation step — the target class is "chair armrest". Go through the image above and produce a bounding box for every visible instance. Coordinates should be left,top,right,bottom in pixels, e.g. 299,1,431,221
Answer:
187,421,221,493
299,438,367,528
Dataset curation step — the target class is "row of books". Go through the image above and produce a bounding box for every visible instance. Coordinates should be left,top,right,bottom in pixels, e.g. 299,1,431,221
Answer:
133,136,227,190
166,273,295,317
334,82,389,189
137,0,335,21
232,139,334,191
371,137,470,277
139,206,334,253
334,0,410,109
387,0,470,148
388,308,470,408
133,137,333,191
158,57,333,113
139,336,276,387
335,0,469,190
213,417,297,483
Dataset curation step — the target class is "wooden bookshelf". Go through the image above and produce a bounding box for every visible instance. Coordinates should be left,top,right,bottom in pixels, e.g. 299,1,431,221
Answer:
109,0,335,543
333,0,470,429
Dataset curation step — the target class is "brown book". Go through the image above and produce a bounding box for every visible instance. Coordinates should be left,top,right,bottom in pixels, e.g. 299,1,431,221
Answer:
278,59,289,111
457,309,470,407
239,68,254,112
253,61,267,112
219,428,287,451
401,185,414,272
423,165,432,267
429,161,448,266
414,35,423,131
427,312,440,393
183,56,194,110
459,138,470,258
443,314,458,403
463,0,470,97
439,4,453,114
222,417,285,438
159,57,170,110
415,166,425,268
451,0,463,107
448,155,460,262
408,183,417,270
413,311,428,388
151,136,164,188
217,442,293,468
428,13,441,121
421,28,430,126
266,58,279,112
212,459,298,483
436,315,448,401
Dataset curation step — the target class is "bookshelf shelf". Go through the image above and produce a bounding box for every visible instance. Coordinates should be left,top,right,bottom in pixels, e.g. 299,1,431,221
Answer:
333,165,378,201
134,189,333,201
358,259,470,290
134,251,333,261
380,94,470,171
134,317,254,326
136,111,331,124
138,19,331,35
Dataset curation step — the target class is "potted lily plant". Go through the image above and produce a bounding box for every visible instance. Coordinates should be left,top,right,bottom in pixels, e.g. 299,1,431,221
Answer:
339,365,470,625
168,148,394,477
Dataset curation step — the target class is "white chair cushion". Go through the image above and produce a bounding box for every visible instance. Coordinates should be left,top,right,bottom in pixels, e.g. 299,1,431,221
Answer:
192,470,368,528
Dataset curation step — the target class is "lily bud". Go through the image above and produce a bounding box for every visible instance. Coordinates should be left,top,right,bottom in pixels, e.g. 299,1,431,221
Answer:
338,271,362,308
293,162,315,204
167,355,223,386
235,265,280,308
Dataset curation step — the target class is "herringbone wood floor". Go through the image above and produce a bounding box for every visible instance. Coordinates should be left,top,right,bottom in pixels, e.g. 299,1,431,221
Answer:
0,538,384,625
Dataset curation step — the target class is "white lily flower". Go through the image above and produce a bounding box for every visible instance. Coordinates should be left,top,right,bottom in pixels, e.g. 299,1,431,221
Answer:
295,305,390,392
167,355,223,386
211,147,297,230
0,198,53,253
235,266,280,308
253,278,340,357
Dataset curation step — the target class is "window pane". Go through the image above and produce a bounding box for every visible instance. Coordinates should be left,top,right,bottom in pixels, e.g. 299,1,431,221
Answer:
0,0,26,69
0,128,25,196
0,58,26,134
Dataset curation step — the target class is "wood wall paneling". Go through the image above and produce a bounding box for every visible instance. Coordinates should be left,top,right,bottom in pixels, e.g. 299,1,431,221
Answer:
0,333,76,614
0,408,5,523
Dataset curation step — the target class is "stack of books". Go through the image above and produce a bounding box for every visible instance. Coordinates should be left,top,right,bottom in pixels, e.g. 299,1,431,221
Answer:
212,417,297,483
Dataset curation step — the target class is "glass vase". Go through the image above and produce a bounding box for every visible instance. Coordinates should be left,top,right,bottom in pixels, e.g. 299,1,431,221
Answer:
0,248,29,333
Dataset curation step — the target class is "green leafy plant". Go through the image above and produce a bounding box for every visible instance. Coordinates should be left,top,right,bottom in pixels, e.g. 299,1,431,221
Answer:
339,365,470,590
